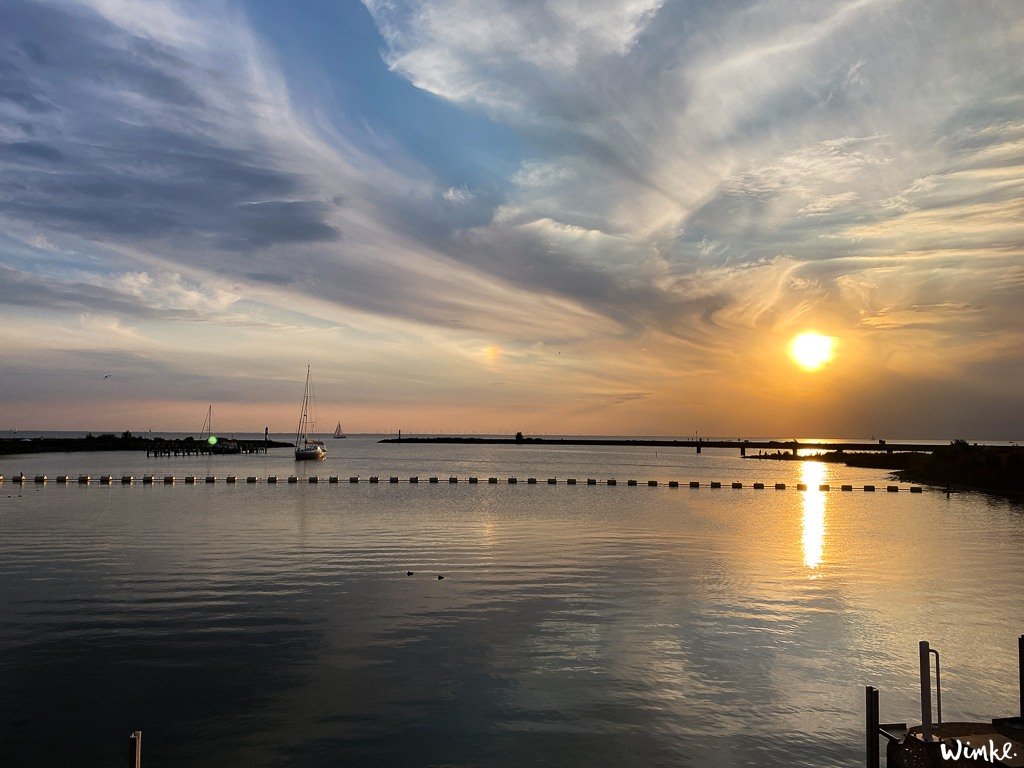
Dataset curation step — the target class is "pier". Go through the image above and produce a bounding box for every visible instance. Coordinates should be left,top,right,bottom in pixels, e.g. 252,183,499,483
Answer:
0,434,292,457
144,438,274,457
378,436,950,456
866,635,1024,767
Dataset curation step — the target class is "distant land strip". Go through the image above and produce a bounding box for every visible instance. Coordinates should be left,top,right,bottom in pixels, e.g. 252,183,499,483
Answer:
748,442,1023,498
378,436,952,453
0,433,293,455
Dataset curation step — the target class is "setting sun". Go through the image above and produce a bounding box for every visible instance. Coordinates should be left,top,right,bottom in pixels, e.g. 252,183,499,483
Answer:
789,332,836,372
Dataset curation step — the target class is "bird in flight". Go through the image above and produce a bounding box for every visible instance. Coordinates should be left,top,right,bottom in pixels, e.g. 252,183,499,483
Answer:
102,374,111,380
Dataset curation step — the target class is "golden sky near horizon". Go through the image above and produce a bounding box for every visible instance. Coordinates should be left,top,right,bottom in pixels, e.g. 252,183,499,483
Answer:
1,1,1022,438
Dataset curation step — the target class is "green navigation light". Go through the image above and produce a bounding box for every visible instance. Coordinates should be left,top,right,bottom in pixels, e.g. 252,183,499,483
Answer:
208,436,218,445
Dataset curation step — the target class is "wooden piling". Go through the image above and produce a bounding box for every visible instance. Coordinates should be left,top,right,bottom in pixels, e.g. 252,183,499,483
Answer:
866,687,879,768
129,730,141,768
1018,634,1023,719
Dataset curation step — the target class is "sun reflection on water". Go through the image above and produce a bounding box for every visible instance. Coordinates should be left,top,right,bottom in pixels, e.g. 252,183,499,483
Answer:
800,462,827,570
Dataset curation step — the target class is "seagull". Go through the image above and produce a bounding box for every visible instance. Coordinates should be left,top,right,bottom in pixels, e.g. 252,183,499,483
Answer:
102,374,111,380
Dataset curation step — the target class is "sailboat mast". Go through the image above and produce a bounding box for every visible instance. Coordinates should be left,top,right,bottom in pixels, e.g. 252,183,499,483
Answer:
200,405,212,441
295,366,310,443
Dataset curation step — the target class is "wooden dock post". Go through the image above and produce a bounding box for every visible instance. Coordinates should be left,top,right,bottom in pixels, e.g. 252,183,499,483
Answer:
865,686,879,768
129,731,141,768
919,640,933,742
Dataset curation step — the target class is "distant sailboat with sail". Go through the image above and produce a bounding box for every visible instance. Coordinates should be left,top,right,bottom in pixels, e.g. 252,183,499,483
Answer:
333,421,345,439
294,366,326,461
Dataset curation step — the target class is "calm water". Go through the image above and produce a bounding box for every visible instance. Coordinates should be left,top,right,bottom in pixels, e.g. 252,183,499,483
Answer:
2,438,1022,767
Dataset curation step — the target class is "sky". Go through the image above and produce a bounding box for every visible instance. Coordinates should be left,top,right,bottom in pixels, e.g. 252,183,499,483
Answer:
1,0,1022,438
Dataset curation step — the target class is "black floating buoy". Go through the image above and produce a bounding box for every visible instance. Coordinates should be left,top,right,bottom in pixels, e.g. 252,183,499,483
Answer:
407,571,414,576
437,575,444,580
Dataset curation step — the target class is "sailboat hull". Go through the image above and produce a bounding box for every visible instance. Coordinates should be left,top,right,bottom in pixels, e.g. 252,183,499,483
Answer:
295,447,326,460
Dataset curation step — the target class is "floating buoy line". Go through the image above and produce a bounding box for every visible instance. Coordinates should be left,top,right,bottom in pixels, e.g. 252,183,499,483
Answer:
0,473,925,493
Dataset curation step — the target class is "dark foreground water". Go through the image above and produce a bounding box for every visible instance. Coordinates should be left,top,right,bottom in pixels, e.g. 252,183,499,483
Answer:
1,439,1022,767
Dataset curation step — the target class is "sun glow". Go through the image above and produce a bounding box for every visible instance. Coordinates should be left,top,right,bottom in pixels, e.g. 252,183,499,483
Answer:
789,332,835,372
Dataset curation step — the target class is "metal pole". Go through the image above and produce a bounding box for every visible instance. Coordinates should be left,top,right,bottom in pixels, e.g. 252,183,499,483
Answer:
920,640,933,742
866,686,880,768
1019,634,1023,719
129,731,141,768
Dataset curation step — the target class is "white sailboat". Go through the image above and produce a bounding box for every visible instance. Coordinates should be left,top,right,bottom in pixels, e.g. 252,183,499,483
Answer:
333,421,346,439
294,366,326,461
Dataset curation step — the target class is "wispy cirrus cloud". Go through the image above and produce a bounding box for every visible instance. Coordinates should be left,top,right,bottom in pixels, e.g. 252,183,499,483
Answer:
1,0,1022,434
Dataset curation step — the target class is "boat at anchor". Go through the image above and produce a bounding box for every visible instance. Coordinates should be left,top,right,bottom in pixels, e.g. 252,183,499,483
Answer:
294,366,326,461
333,421,346,439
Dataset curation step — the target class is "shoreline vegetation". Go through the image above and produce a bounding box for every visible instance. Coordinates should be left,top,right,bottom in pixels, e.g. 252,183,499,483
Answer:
0,432,293,456
750,440,1024,498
